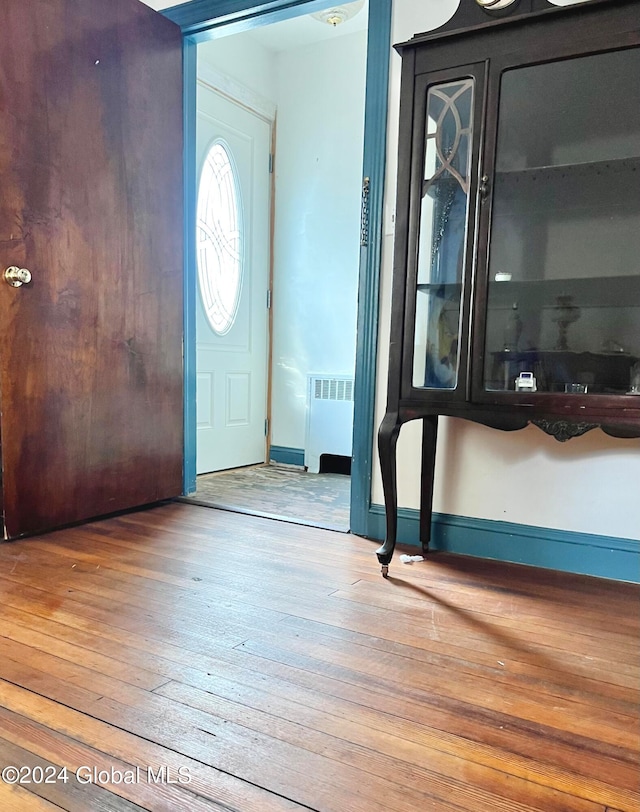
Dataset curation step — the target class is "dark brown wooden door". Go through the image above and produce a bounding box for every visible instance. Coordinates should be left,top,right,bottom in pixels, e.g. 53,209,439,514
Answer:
0,0,184,538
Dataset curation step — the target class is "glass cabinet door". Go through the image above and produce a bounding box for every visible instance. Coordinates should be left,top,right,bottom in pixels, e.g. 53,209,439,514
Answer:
483,47,640,397
412,77,475,390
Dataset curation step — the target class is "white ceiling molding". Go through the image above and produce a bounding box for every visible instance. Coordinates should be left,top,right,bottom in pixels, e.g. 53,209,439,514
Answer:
197,62,277,123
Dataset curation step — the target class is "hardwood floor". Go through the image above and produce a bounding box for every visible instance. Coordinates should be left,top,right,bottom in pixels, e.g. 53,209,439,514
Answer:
0,502,637,812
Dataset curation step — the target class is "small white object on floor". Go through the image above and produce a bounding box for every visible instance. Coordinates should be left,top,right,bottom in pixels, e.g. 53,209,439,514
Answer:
399,554,425,564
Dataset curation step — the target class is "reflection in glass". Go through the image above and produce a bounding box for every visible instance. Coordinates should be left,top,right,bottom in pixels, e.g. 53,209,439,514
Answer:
413,78,474,389
483,49,640,395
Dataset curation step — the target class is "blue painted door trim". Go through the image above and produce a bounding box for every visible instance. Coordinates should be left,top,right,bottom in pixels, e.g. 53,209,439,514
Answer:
350,0,392,536
166,0,391,512
164,0,348,39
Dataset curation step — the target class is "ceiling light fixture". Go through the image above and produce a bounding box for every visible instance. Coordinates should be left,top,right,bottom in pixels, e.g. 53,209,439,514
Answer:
311,0,365,27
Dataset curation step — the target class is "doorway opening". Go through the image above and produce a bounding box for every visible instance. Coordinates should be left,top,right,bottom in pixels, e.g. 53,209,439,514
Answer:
185,3,368,532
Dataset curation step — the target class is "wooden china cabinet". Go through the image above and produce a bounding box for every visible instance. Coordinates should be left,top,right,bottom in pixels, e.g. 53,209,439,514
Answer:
377,0,640,575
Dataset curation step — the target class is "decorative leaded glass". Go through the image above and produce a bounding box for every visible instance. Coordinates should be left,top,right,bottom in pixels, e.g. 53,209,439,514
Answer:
413,78,474,389
197,141,244,335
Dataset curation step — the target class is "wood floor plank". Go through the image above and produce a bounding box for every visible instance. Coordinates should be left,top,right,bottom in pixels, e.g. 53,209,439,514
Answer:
234,632,638,749
185,574,639,689
359,567,640,637
10,650,544,812
1,562,634,720
0,780,63,810
0,551,295,636
154,676,613,812
5,540,633,700
330,581,639,663
0,735,145,811
0,666,464,812
6,572,638,728
0,595,629,806
250,616,640,720
229,640,638,807
278,614,639,706
0,501,637,812
3,510,635,664
0,620,169,693
152,653,638,793
0,687,308,812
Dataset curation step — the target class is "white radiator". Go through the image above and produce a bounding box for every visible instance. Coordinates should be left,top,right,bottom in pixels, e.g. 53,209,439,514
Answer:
305,375,354,473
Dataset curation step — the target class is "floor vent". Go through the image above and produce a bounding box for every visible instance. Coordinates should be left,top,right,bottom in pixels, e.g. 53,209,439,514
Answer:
305,375,354,474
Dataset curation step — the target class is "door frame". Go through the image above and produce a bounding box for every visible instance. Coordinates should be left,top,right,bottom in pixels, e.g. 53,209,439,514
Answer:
195,76,274,475
164,0,391,537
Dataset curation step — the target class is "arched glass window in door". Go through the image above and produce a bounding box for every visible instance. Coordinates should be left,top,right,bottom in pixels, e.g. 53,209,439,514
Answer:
197,140,244,335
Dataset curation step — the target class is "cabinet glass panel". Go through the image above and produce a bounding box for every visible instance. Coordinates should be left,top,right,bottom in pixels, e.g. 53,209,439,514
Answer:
484,48,640,396
413,78,474,389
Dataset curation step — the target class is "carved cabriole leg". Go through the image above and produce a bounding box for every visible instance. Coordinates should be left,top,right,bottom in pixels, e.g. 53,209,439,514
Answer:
376,411,402,577
420,415,438,555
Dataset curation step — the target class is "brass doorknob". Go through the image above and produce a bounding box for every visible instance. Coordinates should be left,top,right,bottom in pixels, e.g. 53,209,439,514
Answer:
4,266,32,287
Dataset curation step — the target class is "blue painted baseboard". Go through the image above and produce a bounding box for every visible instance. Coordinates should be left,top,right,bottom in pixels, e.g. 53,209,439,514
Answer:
269,446,305,467
367,505,639,583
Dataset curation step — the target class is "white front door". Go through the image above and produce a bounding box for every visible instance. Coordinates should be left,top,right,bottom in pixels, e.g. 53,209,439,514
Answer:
196,83,271,474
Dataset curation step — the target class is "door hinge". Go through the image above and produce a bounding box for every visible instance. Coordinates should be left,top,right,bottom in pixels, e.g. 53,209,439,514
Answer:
265,418,269,436
269,153,274,174
360,176,370,247
267,289,272,309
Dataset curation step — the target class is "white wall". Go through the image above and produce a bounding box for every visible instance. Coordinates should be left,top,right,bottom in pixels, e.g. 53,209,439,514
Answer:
372,0,640,542
197,35,277,106
270,32,367,449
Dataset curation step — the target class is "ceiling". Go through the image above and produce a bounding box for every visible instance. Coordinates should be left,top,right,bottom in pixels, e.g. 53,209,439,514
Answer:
140,0,368,52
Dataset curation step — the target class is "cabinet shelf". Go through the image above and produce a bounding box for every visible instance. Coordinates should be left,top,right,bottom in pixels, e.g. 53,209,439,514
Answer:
487,350,638,395
417,282,462,292
487,275,640,310
493,156,640,216
496,154,640,181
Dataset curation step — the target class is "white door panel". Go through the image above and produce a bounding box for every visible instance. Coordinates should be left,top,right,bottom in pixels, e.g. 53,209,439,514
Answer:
196,83,271,473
